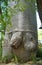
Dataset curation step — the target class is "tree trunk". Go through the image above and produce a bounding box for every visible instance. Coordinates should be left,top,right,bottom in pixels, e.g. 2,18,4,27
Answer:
11,0,38,61
2,0,38,62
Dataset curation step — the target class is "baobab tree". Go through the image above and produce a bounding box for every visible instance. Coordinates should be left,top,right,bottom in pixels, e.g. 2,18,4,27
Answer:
0,0,38,62
3,0,38,62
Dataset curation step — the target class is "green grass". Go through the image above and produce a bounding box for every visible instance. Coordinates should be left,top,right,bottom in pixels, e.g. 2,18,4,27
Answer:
36,44,42,59
38,29,42,40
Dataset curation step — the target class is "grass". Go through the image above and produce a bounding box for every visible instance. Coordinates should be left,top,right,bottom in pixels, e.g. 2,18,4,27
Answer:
38,29,42,40
36,44,42,59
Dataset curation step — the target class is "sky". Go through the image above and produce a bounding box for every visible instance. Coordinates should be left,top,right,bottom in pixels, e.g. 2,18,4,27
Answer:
36,11,42,43
36,11,41,29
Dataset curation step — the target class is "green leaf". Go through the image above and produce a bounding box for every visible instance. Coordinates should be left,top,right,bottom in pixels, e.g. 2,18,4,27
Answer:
0,22,6,30
18,2,27,12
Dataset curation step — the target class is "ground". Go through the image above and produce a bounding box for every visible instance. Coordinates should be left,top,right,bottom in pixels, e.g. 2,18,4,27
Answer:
0,60,42,65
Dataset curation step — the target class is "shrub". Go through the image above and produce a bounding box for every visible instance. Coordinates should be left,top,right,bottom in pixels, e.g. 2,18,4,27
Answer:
36,44,42,59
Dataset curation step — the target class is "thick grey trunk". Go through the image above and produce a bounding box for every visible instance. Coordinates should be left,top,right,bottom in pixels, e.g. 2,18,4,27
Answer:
2,0,38,61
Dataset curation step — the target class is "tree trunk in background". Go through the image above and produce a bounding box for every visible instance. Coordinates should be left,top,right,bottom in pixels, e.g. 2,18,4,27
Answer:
2,0,38,62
